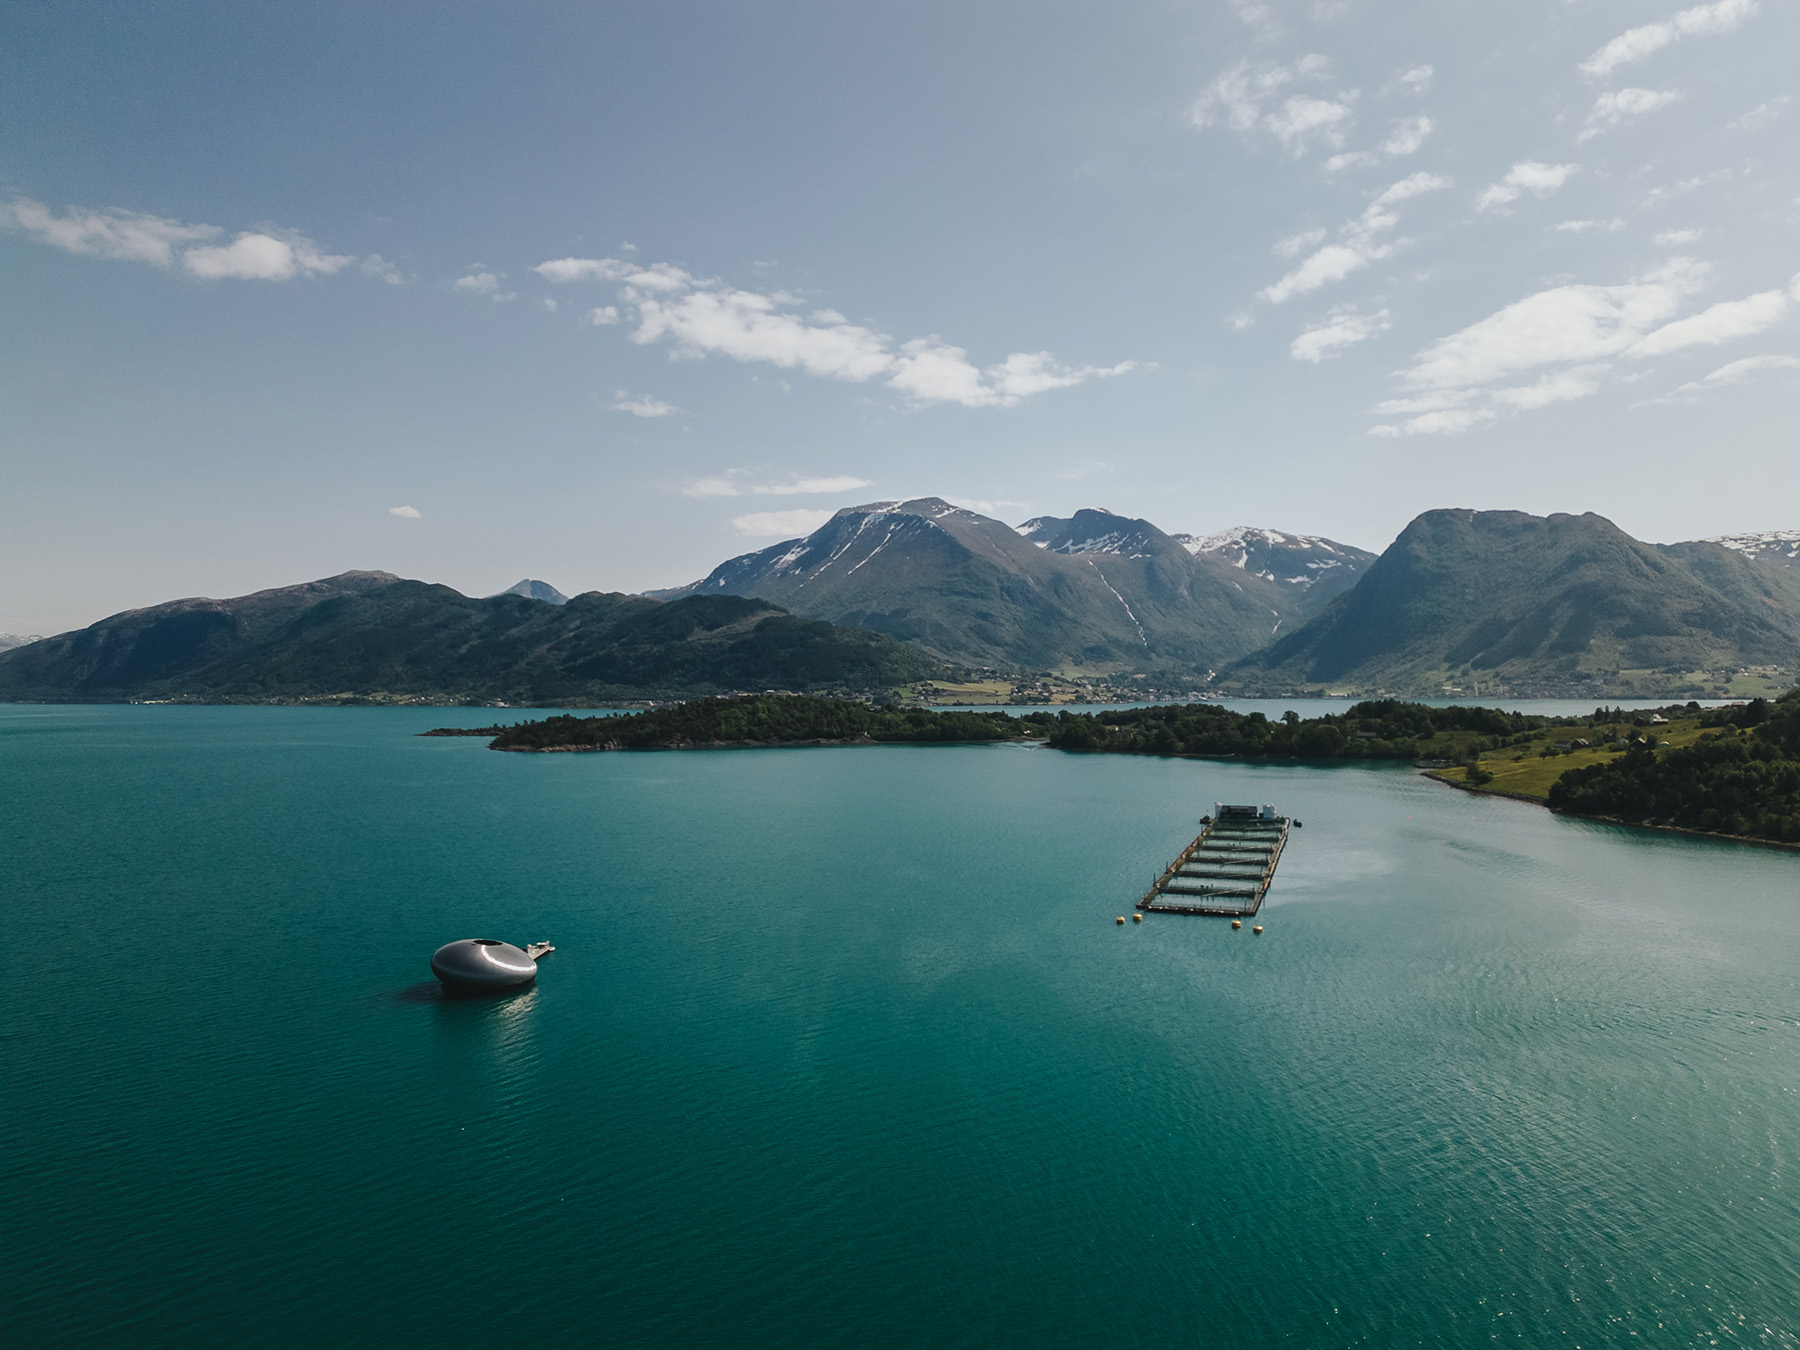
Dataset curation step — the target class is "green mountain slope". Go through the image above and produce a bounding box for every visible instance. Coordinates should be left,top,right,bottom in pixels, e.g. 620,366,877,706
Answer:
1227,510,1800,696
0,573,942,703
666,499,1320,673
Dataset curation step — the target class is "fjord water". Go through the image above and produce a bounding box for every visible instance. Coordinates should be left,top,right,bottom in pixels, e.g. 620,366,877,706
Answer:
3,708,1797,1347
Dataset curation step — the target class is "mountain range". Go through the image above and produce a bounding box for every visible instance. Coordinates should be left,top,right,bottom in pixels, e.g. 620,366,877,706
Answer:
0,573,939,704
1231,511,1800,696
4,504,1795,703
661,498,1373,674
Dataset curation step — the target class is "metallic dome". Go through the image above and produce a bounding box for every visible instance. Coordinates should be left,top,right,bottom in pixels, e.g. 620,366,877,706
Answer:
430,939,538,990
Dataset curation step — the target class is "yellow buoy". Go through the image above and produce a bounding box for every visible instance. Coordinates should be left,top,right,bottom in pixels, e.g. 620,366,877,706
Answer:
1231,919,1242,930
1132,913,1143,924
1253,925,1264,935
1116,915,1126,925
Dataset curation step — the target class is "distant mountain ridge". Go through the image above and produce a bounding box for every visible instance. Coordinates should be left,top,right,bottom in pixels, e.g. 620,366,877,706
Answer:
0,572,940,703
665,499,1372,673
1227,510,1800,696
495,579,570,604
1175,527,1370,606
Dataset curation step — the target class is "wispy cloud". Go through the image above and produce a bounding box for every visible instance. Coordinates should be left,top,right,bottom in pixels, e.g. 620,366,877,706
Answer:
1291,306,1392,362
1654,228,1705,245
362,254,404,285
388,505,422,519
681,473,875,498
1729,95,1789,132
1580,0,1757,78
1,198,215,265
1581,88,1682,140
1552,218,1625,234
2,197,353,280
1476,162,1580,212
1187,55,1357,156
1389,65,1433,96
755,476,874,496
1649,352,1800,403
1371,262,1800,434
536,257,1131,408
455,268,515,301
612,391,678,417
1260,172,1450,304
1380,116,1433,156
731,508,834,539
681,476,741,498
184,231,352,281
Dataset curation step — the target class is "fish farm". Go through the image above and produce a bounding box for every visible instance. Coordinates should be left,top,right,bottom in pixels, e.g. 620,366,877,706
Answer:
1138,803,1292,918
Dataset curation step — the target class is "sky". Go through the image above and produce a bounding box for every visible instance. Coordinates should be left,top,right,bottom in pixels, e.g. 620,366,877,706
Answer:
3,0,1797,635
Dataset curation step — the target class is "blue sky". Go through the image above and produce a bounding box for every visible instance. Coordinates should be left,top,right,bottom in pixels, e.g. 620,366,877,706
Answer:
4,0,1797,634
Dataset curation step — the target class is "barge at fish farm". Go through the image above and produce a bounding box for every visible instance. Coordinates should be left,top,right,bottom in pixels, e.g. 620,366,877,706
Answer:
1138,803,1293,919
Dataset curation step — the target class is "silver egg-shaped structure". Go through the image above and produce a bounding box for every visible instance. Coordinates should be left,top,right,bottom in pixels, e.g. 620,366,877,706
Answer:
430,939,538,990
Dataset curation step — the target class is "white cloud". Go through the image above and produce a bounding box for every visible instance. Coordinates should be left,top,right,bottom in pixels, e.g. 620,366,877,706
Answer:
612,391,678,417
1262,244,1382,304
681,476,742,498
1581,88,1682,140
681,473,875,498
1580,0,1757,78
731,508,833,538
753,476,875,496
1647,353,1800,404
1187,56,1357,156
1230,0,1283,41
1487,365,1610,410
1324,151,1381,172
183,231,352,281
1695,353,1800,384
1730,95,1789,131
538,255,1129,408
388,505,422,519
947,496,1030,517
1553,218,1625,233
1653,228,1704,245
588,305,620,325
1372,260,1800,434
1392,65,1433,95
534,257,631,283
455,268,514,300
1,197,218,265
3,198,354,282
362,254,404,284
1274,227,1327,258
1260,171,1450,304
1380,116,1433,156
1399,258,1708,390
1290,306,1393,362
1628,288,1791,357
1476,162,1580,212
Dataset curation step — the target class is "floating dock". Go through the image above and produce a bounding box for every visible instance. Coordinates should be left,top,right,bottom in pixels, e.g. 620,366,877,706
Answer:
1138,803,1291,918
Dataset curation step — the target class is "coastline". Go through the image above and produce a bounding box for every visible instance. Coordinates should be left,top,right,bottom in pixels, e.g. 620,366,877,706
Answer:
1423,768,1800,854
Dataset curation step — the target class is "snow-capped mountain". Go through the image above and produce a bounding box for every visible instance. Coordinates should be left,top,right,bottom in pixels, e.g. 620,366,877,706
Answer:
1016,508,1167,558
1704,530,1800,570
1174,526,1376,601
659,499,1328,671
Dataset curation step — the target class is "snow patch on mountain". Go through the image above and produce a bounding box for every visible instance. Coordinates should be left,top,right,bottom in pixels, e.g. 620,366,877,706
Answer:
1705,530,1800,564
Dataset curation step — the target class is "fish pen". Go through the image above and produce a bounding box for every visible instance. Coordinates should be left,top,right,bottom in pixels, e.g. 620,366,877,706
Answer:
1138,803,1292,918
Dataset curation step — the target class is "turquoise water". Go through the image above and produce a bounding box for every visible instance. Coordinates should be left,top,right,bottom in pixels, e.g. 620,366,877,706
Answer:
3,705,1797,1347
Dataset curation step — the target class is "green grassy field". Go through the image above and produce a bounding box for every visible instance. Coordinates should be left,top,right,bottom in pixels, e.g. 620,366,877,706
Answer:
1432,714,1711,801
